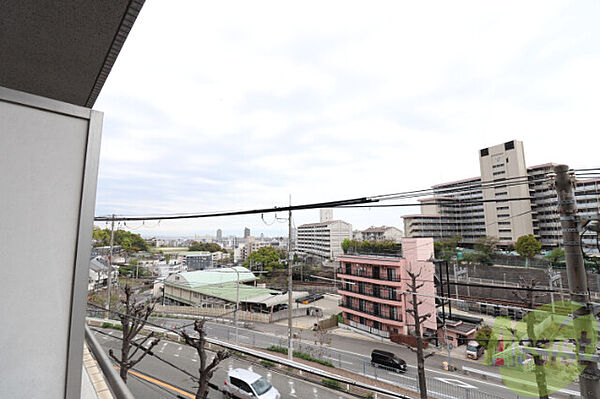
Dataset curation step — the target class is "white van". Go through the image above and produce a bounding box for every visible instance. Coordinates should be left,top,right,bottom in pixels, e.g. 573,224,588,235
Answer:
224,368,280,399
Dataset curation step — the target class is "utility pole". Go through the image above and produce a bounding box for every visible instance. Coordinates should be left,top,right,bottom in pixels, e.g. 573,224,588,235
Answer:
554,164,600,398
106,214,115,319
514,277,549,399
287,195,293,361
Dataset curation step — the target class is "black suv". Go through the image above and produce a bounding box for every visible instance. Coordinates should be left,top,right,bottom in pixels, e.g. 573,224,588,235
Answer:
371,350,407,373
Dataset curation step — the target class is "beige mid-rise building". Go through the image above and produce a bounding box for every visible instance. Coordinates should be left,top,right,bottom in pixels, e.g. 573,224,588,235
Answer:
479,140,533,243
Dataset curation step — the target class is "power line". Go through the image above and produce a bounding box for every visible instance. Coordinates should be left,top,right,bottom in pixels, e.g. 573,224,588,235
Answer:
95,197,375,222
340,196,538,209
94,172,559,222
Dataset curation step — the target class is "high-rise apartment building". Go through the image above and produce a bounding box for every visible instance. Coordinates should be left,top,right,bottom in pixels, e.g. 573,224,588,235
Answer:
296,219,352,259
403,140,600,251
216,229,222,241
244,227,250,238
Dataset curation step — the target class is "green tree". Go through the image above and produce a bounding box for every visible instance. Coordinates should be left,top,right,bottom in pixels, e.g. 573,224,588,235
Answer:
93,227,110,246
545,248,565,266
473,236,499,265
188,241,227,253
341,239,401,255
92,228,148,252
515,234,542,266
433,236,462,261
475,325,494,347
341,238,357,254
243,246,284,272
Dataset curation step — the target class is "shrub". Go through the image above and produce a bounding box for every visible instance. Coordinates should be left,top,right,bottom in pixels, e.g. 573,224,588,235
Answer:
260,360,275,368
265,345,288,354
101,322,123,330
265,346,334,367
322,378,341,389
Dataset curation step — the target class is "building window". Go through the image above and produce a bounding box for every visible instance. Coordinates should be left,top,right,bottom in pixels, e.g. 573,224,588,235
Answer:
193,292,199,298
497,206,509,211
387,268,396,281
493,171,505,176
498,221,511,225
359,299,366,312
504,140,515,150
492,163,504,169
495,192,508,197
480,148,489,157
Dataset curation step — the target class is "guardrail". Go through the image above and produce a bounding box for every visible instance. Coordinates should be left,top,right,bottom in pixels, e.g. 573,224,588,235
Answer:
84,324,135,399
206,338,412,399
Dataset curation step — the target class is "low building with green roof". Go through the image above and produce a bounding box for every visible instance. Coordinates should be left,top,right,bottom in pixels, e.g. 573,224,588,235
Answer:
160,267,308,314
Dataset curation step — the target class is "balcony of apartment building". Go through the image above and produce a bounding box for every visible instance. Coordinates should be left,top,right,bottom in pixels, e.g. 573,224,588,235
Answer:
337,263,403,286
338,280,403,306
339,298,403,339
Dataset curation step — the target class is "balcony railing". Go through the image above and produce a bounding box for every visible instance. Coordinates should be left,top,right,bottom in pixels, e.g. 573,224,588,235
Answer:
347,319,390,338
340,302,402,323
338,287,399,302
337,268,403,282
84,324,135,399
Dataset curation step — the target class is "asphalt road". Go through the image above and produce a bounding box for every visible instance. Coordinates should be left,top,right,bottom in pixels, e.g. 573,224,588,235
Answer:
92,328,355,399
150,317,580,399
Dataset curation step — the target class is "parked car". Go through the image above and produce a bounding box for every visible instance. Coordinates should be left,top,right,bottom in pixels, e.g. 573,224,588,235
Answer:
224,368,280,399
296,293,325,304
371,349,407,373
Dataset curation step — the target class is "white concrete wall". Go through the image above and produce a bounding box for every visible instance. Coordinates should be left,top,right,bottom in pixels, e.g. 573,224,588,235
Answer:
0,87,101,398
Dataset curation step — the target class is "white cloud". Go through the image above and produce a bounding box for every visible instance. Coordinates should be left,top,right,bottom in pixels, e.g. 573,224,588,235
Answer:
94,0,600,235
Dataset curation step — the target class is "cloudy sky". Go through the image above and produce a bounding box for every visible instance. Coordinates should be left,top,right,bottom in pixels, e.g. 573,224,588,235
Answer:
94,0,600,237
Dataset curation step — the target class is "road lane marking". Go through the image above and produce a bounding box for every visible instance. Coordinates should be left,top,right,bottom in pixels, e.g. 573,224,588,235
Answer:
288,380,297,397
160,342,168,353
435,377,478,389
120,367,194,398
313,386,319,398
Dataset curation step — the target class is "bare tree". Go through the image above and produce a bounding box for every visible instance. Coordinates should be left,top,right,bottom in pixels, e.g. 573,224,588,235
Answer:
514,278,549,399
404,268,435,399
180,319,230,399
108,284,160,382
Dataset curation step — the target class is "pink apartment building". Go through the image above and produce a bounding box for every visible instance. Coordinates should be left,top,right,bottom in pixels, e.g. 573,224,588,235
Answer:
337,238,437,340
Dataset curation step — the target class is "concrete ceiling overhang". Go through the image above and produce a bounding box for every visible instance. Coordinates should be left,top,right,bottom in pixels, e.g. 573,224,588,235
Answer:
0,0,145,107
